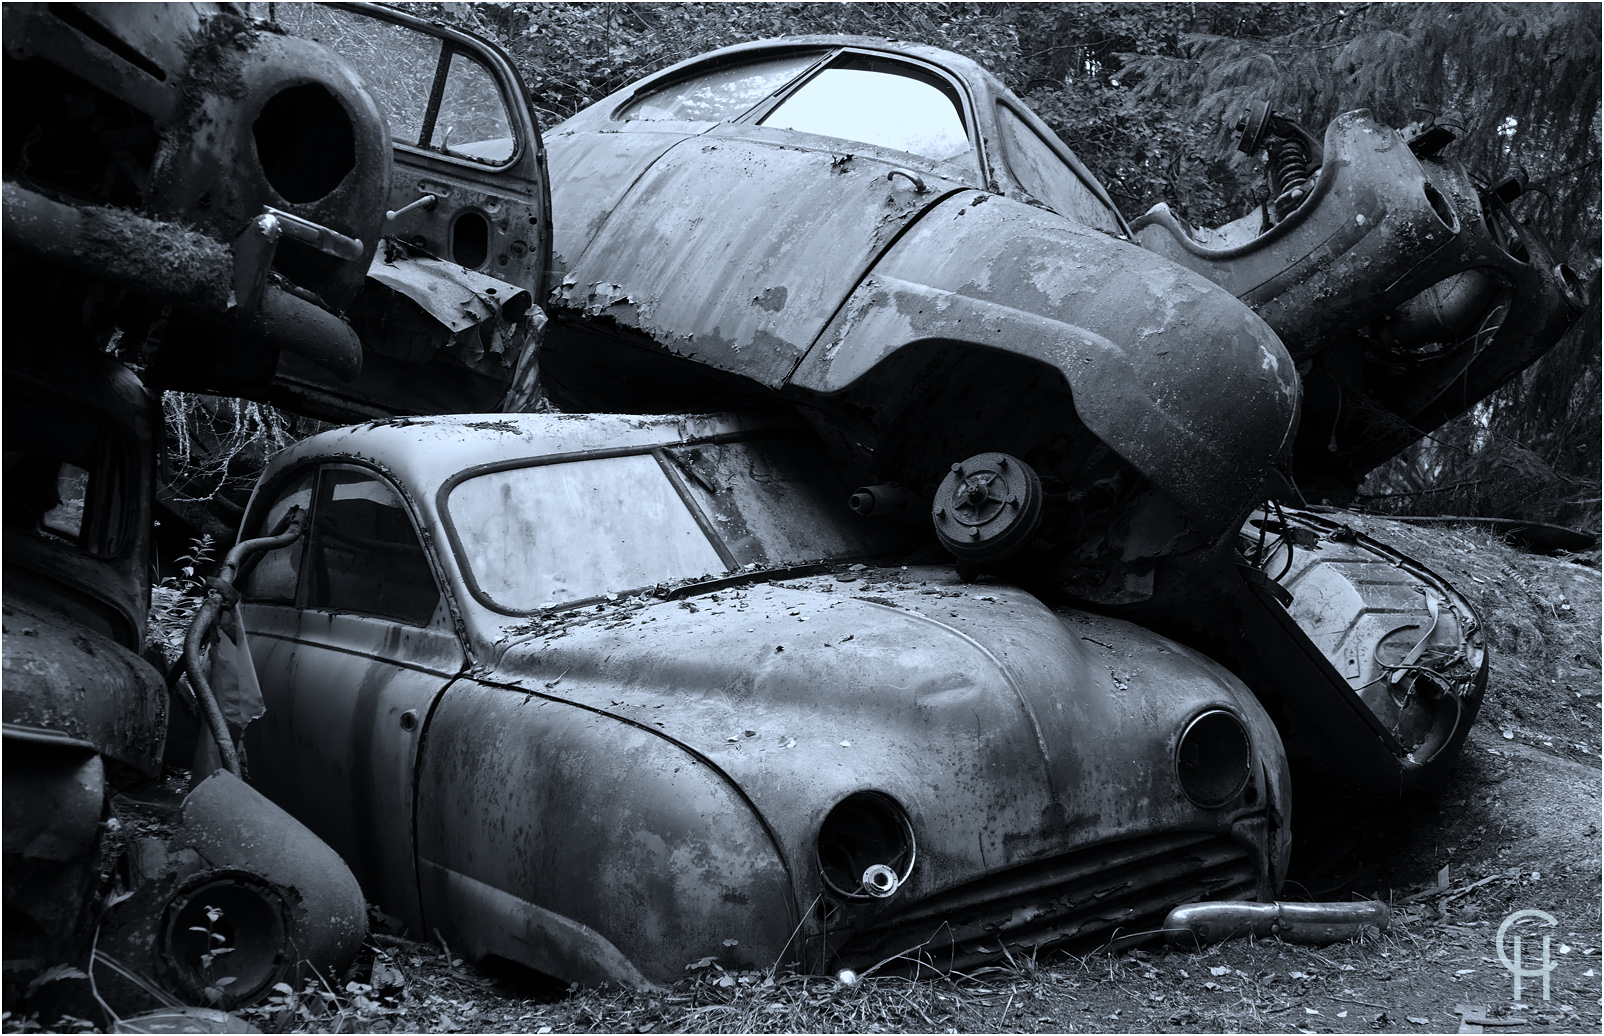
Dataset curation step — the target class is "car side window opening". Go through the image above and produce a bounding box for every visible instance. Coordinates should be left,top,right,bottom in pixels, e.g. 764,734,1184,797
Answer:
621,53,822,122
240,468,316,605
996,105,1123,234
449,454,726,612
272,5,515,165
2,398,127,557
304,469,441,626
760,55,973,164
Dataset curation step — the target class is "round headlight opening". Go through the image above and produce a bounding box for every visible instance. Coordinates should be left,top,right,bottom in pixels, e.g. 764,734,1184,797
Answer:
817,791,915,900
1176,709,1252,808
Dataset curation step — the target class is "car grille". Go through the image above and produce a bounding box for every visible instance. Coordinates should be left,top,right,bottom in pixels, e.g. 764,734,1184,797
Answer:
835,831,1258,972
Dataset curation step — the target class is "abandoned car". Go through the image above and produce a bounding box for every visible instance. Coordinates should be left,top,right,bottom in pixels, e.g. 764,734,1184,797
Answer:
1134,101,1586,500
237,411,1292,984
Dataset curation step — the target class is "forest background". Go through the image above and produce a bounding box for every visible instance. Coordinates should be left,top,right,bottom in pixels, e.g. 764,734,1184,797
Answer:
171,2,1603,536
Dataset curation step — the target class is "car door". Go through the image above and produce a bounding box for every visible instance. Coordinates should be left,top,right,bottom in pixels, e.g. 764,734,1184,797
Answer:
553,49,983,390
241,463,464,933
267,2,552,418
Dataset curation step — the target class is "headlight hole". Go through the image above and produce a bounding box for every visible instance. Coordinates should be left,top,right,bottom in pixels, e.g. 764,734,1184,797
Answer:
817,791,915,900
1422,181,1459,234
254,83,355,203
1176,709,1252,809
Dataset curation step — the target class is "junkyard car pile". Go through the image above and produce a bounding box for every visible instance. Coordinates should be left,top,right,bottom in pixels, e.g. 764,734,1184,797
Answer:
2,2,1584,1022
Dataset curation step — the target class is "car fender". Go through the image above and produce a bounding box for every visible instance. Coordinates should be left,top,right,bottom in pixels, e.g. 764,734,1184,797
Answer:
414,682,797,986
788,191,1299,541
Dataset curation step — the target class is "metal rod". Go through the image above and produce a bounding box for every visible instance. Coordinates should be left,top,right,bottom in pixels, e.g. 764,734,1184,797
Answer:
182,508,307,777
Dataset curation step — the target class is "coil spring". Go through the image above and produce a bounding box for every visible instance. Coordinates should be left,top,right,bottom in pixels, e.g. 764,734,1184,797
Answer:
1270,137,1308,218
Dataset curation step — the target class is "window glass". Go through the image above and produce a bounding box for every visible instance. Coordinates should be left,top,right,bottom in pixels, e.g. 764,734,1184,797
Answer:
997,105,1122,234
2,398,126,557
622,53,821,122
240,468,315,605
449,454,725,611
436,51,514,162
272,5,515,165
305,470,440,625
663,439,909,569
762,57,971,162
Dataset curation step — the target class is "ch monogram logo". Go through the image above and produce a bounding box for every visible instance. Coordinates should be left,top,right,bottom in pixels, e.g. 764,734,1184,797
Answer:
1496,909,1558,1001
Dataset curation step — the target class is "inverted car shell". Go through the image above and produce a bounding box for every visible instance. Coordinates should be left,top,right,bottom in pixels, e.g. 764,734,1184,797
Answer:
541,37,1298,546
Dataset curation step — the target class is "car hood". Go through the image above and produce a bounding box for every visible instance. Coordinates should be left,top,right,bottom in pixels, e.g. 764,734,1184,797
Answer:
488,566,1282,894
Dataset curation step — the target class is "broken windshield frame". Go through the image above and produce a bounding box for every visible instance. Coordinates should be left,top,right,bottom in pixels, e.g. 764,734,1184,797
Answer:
438,435,909,615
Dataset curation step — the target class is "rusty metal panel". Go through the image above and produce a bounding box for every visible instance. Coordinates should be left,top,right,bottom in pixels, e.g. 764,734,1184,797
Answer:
243,611,461,932
1235,506,1487,789
557,129,962,386
544,125,696,277
367,252,532,334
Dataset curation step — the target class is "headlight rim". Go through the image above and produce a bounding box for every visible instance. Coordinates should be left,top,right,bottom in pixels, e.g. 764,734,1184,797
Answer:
816,789,918,901
1175,707,1254,810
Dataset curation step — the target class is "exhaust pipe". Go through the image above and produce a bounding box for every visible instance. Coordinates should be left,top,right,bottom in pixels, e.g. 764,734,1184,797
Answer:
1162,900,1391,947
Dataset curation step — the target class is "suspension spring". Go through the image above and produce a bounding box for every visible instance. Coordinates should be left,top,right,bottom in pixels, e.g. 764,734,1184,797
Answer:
1268,136,1312,218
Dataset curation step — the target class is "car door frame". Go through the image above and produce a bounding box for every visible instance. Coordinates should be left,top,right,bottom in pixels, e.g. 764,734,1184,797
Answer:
241,458,469,932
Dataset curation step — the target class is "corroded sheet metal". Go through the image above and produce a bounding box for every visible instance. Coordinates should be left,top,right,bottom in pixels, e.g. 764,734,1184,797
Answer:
544,126,697,277
425,573,1283,980
792,192,1299,540
1,600,167,776
367,252,532,333
557,131,960,386
1134,111,1586,489
1236,506,1487,792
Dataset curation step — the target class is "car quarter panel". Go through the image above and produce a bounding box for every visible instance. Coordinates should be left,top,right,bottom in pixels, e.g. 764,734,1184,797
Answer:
788,193,1300,540
414,683,797,985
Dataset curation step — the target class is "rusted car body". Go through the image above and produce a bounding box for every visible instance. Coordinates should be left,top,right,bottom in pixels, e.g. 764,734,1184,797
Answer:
537,38,1488,799
541,36,1301,590
1133,104,1586,499
1228,505,1487,797
238,411,1291,984
3,0,552,1016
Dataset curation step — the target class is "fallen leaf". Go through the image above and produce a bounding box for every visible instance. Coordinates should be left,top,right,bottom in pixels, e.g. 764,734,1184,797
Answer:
1408,1016,1431,1025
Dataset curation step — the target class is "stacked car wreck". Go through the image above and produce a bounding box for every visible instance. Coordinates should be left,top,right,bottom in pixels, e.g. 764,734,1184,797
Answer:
2,0,548,1020
4,6,1585,1020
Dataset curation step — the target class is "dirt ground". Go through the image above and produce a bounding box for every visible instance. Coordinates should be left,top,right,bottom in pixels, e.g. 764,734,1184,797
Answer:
26,518,1596,1035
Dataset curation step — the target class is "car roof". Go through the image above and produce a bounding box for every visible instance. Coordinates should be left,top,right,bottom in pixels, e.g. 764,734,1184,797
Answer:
259,410,802,494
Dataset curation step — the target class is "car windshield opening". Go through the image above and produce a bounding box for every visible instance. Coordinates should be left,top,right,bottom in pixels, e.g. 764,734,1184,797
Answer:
447,437,910,613
760,55,972,163
621,52,822,122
